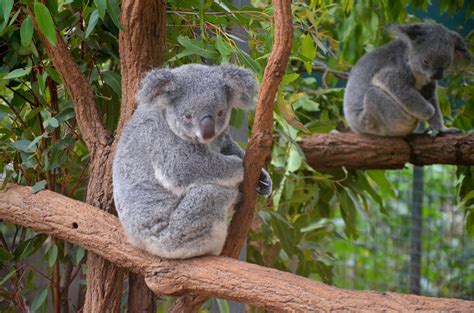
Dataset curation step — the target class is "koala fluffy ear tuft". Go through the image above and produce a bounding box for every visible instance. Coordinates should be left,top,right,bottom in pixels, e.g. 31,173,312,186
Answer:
450,32,471,63
136,69,175,106
393,24,426,42
221,65,258,110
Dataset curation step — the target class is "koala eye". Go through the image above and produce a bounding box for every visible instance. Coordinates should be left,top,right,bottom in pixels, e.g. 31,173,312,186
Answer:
217,110,224,117
184,113,192,120
423,59,430,66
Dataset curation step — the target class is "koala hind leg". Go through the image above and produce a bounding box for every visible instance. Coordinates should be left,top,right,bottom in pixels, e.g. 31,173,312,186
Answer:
156,184,239,259
359,86,419,136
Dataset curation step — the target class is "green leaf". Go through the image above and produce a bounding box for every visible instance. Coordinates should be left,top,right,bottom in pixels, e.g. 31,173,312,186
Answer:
466,210,474,237
177,36,219,59
3,67,32,80
216,299,230,313
0,247,13,261
103,71,122,96
0,269,16,286
106,0,125,31
13,234,47,261
34,2,57,46
20,16,34,48
55,108,75,123
31,288,48,312
32,180,47,194
94,0,106,19
48,244,58,267
287,146,303,172
75,247,85,264
1,0,13,21
11,139,36,153
85,10,99,38
216,35,233,62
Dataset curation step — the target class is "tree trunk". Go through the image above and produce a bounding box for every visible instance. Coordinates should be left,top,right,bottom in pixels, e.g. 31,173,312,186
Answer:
119,1,167,310
30,0,167,310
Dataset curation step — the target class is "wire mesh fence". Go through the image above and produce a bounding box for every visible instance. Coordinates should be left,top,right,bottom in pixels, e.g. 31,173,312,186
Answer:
330,165,474,300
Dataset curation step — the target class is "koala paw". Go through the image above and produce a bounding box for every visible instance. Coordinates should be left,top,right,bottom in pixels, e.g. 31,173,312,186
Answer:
256,169,272,196
419,105,436,121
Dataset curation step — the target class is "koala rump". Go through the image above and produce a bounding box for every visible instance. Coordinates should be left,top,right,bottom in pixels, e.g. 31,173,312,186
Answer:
112,64,272,259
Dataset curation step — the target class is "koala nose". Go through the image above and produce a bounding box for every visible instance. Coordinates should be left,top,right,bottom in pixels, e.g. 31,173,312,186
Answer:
199,116,215,140
432,68,444,80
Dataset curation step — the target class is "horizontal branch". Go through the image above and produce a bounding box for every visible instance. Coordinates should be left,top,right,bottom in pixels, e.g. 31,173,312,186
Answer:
1,185,473,311
300,133,474,170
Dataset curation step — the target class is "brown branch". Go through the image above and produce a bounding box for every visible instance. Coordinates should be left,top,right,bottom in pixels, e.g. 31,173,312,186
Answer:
28,9,109,151
1,184,473,312
223,0,293,257
300,132,474,171
168,1,294,311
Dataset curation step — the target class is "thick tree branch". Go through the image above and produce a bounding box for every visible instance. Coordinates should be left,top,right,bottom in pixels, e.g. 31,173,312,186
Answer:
300,132,474,170
1,184,473,312
169,1,294,311
29,10,109,151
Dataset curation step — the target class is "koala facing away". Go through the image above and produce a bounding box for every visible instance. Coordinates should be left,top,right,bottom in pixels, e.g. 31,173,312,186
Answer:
344,23,471,137
112,64,272,259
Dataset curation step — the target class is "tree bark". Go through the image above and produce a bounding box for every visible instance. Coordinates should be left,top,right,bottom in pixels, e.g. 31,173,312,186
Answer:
168,0,294,311
119,1,167,310
30,0,167,311
300,132,474,171
1,184,473,312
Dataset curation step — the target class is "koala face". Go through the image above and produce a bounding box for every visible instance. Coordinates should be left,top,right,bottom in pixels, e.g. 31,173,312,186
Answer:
136,64,257,144
396,24,465,81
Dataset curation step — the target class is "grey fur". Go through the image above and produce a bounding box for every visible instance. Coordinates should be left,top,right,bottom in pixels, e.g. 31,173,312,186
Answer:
344,23,470,136
112,64,272,259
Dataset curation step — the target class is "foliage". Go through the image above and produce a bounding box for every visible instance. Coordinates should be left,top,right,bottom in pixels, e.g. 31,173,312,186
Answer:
0,0,473,311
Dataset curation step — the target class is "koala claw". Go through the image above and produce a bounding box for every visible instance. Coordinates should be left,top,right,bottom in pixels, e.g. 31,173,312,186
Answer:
427,127,461,137
256,170,272,196
439,127,461,134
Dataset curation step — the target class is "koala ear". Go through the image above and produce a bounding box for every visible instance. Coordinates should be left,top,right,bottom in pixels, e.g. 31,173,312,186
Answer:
450,31,471,63
394,24,426,42
221,65,258,110
136,69,175,106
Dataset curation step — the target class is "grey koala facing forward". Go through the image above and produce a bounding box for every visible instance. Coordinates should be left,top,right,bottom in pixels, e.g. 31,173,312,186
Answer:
344,23,471,137
112,64,272,259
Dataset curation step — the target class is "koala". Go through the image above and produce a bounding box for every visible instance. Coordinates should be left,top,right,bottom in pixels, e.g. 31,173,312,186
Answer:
344,23,471,137
112,64,272,259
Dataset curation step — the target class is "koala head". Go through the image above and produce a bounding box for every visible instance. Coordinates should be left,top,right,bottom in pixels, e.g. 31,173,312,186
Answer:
394,23,470,81
136,64,257,144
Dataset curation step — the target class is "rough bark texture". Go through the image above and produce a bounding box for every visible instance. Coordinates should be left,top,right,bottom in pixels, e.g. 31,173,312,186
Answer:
1,184,473,312
30,0,167,311
168,1,294,311
119,1,167,309
300,132,474,170
118,0,167,136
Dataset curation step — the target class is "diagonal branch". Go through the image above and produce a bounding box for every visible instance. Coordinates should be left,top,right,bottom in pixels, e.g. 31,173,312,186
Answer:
167,1,294,311
1,184,473,312
28,9,109,151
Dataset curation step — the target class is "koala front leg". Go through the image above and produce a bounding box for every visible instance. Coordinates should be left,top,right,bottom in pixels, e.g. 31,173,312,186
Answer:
421,83,460,134
157,184,239,259
372,69,435,121
220,132,272,196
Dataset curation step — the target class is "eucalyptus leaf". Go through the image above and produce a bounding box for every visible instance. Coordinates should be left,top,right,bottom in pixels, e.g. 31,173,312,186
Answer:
34,2,57,46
